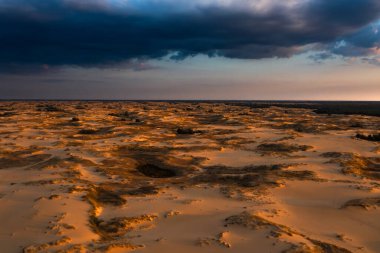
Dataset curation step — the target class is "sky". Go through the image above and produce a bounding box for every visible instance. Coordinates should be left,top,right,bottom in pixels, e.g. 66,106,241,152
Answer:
0,0,380,100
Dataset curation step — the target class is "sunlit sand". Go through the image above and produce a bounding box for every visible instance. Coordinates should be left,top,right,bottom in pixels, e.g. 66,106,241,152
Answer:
0,101,379,253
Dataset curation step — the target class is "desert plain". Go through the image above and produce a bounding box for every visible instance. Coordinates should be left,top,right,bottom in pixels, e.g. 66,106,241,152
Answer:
0,101,379,253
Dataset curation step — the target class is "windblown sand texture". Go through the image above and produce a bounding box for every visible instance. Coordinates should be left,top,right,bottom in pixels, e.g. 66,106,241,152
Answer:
0,101,379,253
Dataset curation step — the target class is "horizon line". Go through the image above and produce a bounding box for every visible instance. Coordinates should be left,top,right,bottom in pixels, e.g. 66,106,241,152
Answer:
0,99,379,103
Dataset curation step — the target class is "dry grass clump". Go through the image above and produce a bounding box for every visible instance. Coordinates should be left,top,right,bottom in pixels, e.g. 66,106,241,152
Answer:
196,232,231,248
0,152,51,169
124,186,160,196
93,241,142,252
78,127,113,135
321,152,380,180
36,104,63,112
341,197,380,210
0,111,16,117
308,239,352,253
355,133,380,142
225,212,352,253
87,186,126,207
84,185,157,248
112,145,202,178
109,111,142,123
225,211,295,237
109,111,130,118
23,236,72,253
257,143,312,155
91,215,157,240
193,164,320,190
276,122,322,133
283,241,352,253
28,156,63,170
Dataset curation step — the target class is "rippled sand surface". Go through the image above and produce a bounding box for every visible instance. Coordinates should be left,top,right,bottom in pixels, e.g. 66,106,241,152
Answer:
0,101,379,253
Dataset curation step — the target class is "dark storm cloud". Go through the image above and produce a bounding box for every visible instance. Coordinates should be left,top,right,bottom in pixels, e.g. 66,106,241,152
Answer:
0,0,380,72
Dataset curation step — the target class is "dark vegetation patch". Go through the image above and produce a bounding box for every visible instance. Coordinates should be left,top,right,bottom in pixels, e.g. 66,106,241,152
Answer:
36,104,63,112
192,114,229,125
125,186,160,196
85,184,157,243
75,104,86,110
274,122,323,133
109,111,130,118
90,215,157,240
177,127,195,134
28,156,63,170
349,121,363,128
23,236,72,253
256,143,312,155
321,152,380,180
284,240,353,253
136,163,177,178
56,116,81,127
78,127,113,135
232,101,380,117
308,239,353,253
23,179,66,186
193,164,320,189
26,155,96,171
87,187,126,207
341,197,380,210
355,133,380,142
217,136,253,144
109,111,142,123
0,111,16,117
0,105,14,111
78,129,98,134
176,127,202,135
225,212,352,253
92,242,142,252
112,145,203,177
0,153,51,169
225,211,295,236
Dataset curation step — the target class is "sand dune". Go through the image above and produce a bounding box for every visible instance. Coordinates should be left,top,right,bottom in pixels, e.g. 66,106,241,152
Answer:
0,101,379,253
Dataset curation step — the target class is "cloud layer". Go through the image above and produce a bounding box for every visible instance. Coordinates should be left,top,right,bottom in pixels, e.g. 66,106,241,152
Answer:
0,0,380,72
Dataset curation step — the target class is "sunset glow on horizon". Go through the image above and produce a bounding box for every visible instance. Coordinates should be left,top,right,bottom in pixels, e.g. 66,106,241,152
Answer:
0,0,379,100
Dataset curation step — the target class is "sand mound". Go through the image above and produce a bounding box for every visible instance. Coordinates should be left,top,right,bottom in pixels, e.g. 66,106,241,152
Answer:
87,186,127,207
342,197,380,210
322,152,380,180
256,143,312,155
225,212,352,253
193,164,320,190
91,215,157,240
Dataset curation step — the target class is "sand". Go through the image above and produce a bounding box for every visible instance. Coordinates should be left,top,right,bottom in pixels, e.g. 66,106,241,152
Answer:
0,101,379,253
